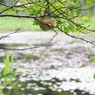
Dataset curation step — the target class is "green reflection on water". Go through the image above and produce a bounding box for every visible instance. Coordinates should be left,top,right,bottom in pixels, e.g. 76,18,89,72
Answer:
3,79,90,95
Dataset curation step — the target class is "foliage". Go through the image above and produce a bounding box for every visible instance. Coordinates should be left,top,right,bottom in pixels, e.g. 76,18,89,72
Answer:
0,0,4,3
0,0,95,49
0,0,95,34
92,59,95,79
92,59,95,64
0,53,22,95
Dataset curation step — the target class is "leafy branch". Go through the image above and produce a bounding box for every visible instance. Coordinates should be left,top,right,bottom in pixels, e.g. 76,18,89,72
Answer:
0,0,95,50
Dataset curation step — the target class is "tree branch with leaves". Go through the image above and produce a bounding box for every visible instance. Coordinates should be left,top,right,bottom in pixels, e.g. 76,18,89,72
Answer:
0,0,95,50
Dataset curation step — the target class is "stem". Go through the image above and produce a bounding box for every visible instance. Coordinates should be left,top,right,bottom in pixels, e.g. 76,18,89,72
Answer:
0,89,3,95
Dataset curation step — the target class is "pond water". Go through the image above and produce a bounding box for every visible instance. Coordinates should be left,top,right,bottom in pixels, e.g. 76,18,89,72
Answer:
0,32,95,95
4,79,90,95
2,63,94,95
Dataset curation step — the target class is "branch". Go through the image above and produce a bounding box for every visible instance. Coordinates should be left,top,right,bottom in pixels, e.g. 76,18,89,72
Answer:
0,33,58,51
0,22,36,40
0,1,40,14
0,28,20,40
36,17,95,46
82,5,95,11
0,1,40,7
66,33,95,45
0,14,40,18
0,0,95,49
57,27,95,45
46,0,95,33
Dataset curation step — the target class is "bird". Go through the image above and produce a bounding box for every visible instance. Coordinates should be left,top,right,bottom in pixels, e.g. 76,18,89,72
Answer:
39,16,56,31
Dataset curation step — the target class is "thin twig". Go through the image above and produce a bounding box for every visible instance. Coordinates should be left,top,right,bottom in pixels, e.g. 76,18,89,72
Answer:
0,1,40,7
0,28,20,40
0,1,40,14
57,27,95,45
0,33,58,51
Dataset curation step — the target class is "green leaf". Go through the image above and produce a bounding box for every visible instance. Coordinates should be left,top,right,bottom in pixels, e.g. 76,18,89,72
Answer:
4,53,10,75
93,74,95,79
92,59,95,63
22,0,28,3
92,0,95,3
68,26,75,32
64,26,69,34
3,67,25,86
74,0,77,3
62,0,66,2
10,53,14,72
33,19,39,26
8,10,15,15
0,73,14,79
77,1,83,4
82,17,89,22
11,80,18,87
86,1,93,7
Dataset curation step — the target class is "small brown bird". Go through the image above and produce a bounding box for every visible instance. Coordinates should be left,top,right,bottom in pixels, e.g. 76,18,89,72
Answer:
39,16,56,31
